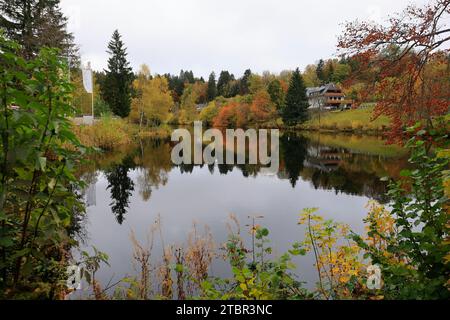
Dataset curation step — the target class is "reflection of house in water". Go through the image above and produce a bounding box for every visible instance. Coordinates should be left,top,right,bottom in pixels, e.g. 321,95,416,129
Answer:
80,172,99,207
304,146,348,172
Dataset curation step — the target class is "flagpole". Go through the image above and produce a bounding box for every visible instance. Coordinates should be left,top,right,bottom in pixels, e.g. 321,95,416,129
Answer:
89,62,94,119
82,62,94,124
91,85,94,119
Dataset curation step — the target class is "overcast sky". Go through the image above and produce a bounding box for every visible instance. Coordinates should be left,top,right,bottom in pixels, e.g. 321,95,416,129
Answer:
60,0,427,78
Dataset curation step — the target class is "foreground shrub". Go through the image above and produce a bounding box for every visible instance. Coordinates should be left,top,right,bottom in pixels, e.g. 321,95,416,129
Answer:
0,35,85,298
352,127,449,299
74,116,134,151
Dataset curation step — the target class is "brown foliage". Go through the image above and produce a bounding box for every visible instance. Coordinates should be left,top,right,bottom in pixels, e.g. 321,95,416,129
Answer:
338,0,450,142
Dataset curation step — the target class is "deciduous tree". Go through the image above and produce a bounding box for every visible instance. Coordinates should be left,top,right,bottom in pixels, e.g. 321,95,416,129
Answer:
250,90,276,123
179,84,198,124
267,79,285,110
131,65,173,127
303,64,320,87
338,0,450,142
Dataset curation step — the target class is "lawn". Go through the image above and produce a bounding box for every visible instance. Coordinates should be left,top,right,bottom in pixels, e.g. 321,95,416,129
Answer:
301,107,391,133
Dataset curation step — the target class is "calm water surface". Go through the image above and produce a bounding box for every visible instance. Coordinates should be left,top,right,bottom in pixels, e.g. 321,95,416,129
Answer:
74,131,408,294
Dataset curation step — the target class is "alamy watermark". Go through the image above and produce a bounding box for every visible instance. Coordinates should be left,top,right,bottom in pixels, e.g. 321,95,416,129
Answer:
171,121,280,175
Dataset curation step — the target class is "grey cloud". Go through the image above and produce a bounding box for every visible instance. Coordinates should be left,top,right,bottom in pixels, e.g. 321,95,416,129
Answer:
61,0,428,77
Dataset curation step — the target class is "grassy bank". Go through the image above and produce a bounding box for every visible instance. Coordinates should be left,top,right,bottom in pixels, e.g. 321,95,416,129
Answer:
72,107,397,152
73,116,135,151
299,107,391,134
73,117,173,151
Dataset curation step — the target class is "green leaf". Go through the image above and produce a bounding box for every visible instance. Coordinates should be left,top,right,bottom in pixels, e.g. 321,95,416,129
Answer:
48,178,56,190
175,264,184,272
417,129,426,136
37,156,47,171
10,248,31,260
400,170,411,177
0,237,14,247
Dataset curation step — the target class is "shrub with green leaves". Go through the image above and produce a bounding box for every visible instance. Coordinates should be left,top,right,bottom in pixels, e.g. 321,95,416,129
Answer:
352,126,450,299
0,33,85,298
200,224,309,300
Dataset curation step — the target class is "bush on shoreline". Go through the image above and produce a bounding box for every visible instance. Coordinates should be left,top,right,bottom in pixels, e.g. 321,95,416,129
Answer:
73,116,134,151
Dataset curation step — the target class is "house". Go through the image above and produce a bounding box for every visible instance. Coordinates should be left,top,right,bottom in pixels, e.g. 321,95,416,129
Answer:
306,83,352,110
195,103,208,112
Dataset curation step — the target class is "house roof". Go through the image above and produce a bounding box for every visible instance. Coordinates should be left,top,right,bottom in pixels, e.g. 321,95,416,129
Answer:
306,83,341,96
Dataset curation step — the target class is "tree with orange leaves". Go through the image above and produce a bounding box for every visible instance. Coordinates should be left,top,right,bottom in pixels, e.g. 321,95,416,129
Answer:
250,90,276,124
213,102,238,128
338,0,450,142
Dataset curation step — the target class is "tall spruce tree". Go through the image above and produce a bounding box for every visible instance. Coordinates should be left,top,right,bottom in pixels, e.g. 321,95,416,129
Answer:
316,59,325,85
0,0,78,63
102,30,133,118
217,70,233,97
239,69,252,95
207,72,217,101
282,68,309,125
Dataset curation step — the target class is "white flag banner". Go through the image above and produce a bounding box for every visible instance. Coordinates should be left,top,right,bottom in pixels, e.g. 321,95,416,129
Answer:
82,66,93,94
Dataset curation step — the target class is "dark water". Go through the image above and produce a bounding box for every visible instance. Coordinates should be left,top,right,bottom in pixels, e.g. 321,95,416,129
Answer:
74,131,408,294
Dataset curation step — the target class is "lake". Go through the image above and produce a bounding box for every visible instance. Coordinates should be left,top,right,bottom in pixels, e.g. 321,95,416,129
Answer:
74,131,409,295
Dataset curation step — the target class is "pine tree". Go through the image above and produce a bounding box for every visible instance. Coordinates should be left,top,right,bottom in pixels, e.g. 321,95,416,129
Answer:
0,0,78,63
316,59,325,85
326,62,335,83
217,70,233,97
102,30,133,118
239,69,252,95
282,68,309,125
184,70,195,84
207,72,217,102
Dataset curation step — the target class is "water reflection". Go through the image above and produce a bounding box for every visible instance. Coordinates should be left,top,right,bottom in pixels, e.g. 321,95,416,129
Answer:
280,133,308,187
105,156,135,224
78,132,408,224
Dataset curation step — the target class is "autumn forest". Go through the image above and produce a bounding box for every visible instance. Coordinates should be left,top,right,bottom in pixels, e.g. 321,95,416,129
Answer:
0,0,449,306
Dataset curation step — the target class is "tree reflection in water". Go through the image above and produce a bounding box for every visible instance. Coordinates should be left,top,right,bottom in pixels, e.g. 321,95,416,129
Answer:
105,156,135,224
280,133,308,187
80,132,409,224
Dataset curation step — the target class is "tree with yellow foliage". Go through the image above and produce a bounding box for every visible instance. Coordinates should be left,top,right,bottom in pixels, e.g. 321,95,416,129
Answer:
131,65,173,129
179,84,198,124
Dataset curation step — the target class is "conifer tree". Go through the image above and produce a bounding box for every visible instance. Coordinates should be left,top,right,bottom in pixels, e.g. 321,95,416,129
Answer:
282,68,309,125
102,30,133,118
239,69,252,95
207,72,217,102
217,70,233,97
316,59,325,85
0,0,78,63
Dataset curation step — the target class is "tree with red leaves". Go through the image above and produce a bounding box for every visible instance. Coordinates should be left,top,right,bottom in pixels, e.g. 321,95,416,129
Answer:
250,90,276,124
338,0,450,143
213,102,239,128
